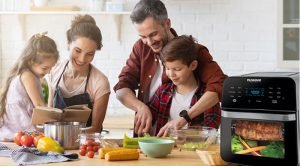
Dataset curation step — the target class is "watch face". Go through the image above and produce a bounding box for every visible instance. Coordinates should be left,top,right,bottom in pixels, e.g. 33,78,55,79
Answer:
180,110,186,117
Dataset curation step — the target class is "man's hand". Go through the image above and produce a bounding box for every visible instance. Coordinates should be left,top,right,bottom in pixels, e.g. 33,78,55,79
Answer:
135,105,152,136
157,117,187,137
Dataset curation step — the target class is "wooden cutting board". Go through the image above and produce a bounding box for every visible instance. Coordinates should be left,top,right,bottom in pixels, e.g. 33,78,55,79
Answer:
30,6,81,11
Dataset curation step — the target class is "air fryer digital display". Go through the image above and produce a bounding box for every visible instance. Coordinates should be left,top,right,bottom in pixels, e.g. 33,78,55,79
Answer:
231,120,285,159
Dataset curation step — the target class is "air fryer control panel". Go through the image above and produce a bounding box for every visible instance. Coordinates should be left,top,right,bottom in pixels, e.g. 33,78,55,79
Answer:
222,77,296,111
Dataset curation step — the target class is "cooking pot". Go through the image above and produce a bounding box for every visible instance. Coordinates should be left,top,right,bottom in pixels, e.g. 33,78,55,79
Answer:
41,121,87,150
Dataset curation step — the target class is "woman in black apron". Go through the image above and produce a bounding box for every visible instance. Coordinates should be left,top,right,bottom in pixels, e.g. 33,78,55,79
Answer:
47,15,110,133
53,61,93,127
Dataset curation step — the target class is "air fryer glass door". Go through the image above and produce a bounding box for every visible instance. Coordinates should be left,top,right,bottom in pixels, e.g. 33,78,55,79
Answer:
231,120,284,158
221,111,298,165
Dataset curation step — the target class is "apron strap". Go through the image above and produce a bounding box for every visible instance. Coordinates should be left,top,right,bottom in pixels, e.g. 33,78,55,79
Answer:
55,61,69,88
84,64,92,92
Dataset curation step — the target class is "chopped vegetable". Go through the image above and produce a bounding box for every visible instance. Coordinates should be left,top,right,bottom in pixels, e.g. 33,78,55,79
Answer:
260,141,284,158
239,136,261,156
236,146,266,154
179,142,206,151
231,135,244,153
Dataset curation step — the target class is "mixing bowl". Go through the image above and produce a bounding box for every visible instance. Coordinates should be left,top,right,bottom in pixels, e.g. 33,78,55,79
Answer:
138,139,175,158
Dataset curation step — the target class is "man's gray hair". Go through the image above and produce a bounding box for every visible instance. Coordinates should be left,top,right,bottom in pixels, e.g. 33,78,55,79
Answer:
130,0,168,25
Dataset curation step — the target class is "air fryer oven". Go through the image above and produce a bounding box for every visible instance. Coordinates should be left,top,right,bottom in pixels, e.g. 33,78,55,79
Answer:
220,72,299,166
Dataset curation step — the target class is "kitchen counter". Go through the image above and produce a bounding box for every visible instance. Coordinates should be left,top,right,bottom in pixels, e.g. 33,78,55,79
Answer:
0,142,218,166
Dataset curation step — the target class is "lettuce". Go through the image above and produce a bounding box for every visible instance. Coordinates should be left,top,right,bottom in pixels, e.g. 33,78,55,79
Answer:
260,141,284,158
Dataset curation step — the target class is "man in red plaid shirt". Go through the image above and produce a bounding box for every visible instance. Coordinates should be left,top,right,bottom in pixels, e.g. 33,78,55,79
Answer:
114,0,226,136
147,35,221,136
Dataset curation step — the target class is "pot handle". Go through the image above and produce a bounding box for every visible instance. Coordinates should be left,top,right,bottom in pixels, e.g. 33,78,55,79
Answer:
80,126,93,131
36,125,44,129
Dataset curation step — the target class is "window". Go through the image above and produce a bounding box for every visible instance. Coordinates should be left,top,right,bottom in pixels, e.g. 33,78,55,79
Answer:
278,0,299,68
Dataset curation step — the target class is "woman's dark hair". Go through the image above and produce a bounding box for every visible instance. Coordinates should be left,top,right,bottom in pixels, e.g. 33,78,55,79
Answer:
161,35,198,66
130,0,168,25
66,14,103,50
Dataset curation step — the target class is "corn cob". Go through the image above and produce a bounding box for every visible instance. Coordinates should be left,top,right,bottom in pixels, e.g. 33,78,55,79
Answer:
99,147,125,159
105,149,139,161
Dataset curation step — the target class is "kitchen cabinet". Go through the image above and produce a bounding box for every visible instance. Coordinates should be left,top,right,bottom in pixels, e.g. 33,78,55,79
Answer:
278,0,300,68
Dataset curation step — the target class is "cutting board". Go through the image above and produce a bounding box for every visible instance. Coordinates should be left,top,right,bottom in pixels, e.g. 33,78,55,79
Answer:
30,6,81,11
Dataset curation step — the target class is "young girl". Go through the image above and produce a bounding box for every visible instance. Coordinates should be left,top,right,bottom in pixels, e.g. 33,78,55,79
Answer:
148,35,221,136
0,32,59,141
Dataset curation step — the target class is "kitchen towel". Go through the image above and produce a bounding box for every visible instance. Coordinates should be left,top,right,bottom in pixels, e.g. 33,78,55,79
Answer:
0,143,78,165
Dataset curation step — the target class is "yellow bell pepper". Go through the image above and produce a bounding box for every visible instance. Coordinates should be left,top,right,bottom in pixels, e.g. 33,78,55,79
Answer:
37,136,64,154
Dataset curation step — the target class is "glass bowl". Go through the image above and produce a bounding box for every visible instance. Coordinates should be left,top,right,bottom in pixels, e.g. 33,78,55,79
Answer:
169,126,218,151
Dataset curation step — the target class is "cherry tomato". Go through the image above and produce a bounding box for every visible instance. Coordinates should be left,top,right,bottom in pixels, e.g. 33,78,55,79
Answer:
85,140,94,146
33,135,44,147
87,151,94,158
79,149,86,156
14,131,24,146
20,135,33,147
93,146,99,152
92,142,100,146
80,145,87,150
86,146,93,151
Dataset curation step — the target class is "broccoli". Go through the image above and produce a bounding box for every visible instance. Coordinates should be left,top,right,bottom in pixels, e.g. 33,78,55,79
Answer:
231,135,244,153
260,141,284,158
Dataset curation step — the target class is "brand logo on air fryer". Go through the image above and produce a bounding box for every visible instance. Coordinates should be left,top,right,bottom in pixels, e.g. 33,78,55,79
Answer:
246,78,261,82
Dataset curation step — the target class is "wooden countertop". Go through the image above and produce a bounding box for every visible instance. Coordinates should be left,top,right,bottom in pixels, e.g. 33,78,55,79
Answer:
0,142,223,166
103,115,134,129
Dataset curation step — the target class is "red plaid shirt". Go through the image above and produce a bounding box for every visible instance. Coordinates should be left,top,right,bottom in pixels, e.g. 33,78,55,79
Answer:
148,81,221,136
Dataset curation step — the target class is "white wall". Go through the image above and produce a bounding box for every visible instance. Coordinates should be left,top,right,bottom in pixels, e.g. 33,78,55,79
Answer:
0,0,298,116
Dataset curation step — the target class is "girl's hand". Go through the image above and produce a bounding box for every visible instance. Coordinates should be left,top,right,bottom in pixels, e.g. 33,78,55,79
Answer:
157,118,187,137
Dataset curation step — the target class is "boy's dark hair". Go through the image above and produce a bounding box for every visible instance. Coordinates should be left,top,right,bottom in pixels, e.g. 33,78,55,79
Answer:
130,0,168,25
161,35,198,66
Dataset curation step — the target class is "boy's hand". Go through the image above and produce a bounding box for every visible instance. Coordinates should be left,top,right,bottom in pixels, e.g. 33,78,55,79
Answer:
157,118,187,137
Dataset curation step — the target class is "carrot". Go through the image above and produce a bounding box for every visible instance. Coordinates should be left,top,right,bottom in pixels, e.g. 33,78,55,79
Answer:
238,136,261,156
236,146,266,154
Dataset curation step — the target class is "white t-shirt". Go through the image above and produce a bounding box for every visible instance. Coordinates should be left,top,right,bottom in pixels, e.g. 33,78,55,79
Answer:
148,59,163,102
169,88,197,121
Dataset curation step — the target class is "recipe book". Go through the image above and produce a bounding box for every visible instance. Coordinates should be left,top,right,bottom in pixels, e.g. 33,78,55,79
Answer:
31,105,91,125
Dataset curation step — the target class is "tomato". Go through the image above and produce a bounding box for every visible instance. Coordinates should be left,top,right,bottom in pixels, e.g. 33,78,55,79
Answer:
79,149,86,156
92,142,100,146
14,131,24,146
93,146,99,152
33,135,44,147
20,135,33,147
85,140,94,146
87,151,94,158
80,145,87,150
86,146,93,151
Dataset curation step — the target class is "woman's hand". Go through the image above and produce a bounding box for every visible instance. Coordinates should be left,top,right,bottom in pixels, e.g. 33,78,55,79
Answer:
157,117,187,137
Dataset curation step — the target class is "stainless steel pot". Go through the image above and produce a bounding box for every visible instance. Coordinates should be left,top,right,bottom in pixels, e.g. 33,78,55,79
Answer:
42,121,85,150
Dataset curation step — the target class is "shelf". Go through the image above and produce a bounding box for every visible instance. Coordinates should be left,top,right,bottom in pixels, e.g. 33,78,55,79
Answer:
9,11,130,42
0,11,131,15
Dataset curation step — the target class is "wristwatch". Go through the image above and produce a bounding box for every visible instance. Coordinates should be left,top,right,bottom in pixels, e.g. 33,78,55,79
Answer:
179,110,192,123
